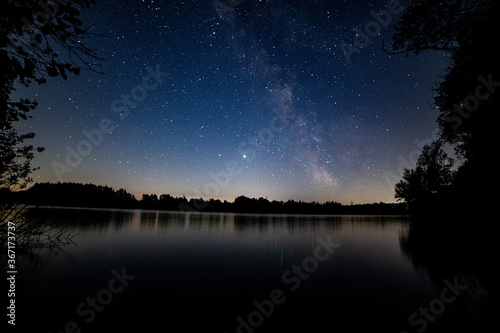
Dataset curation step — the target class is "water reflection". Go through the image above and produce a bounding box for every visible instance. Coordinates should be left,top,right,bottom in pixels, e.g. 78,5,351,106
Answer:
399,217,496,332
13,209,492,332
25,207,410,236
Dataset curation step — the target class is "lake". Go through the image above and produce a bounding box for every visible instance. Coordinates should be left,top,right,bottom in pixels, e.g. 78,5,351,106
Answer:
12,208,494,332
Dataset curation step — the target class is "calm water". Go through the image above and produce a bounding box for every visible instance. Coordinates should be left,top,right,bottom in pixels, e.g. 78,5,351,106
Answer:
13,208,493,332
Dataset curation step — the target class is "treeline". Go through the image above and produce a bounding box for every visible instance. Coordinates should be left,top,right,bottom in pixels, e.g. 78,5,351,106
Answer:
1,182,408,215
2,182,136,209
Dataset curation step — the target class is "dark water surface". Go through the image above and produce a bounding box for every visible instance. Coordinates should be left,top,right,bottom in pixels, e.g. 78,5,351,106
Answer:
13,208,493,332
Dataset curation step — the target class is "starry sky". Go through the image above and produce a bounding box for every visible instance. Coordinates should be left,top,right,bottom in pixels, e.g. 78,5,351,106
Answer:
14,0,451,204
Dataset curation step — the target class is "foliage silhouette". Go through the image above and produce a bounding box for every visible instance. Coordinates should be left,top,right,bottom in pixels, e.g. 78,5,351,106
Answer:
391,0,499,215
395,140,455,212
1,0,103,192
9,182,408,215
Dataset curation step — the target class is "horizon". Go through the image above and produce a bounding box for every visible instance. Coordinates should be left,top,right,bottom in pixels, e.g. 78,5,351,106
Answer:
22,181,402,206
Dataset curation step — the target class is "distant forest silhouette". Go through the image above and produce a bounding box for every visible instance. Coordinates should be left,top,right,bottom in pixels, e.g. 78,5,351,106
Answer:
1,182,407,215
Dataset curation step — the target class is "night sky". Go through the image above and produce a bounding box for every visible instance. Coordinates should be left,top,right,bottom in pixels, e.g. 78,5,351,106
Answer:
15,0,451,204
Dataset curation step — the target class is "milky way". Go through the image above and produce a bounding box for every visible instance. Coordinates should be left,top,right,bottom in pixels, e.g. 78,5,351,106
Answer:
15,0,451,203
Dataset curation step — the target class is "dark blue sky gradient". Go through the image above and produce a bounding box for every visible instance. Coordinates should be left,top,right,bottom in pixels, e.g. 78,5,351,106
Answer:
15,0,451,204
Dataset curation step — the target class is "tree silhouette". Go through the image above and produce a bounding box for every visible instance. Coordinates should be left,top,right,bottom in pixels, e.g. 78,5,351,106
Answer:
391,0,498,155
390,0,499,212
395,141,455,210
1,0,103,192
6,181,407,215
